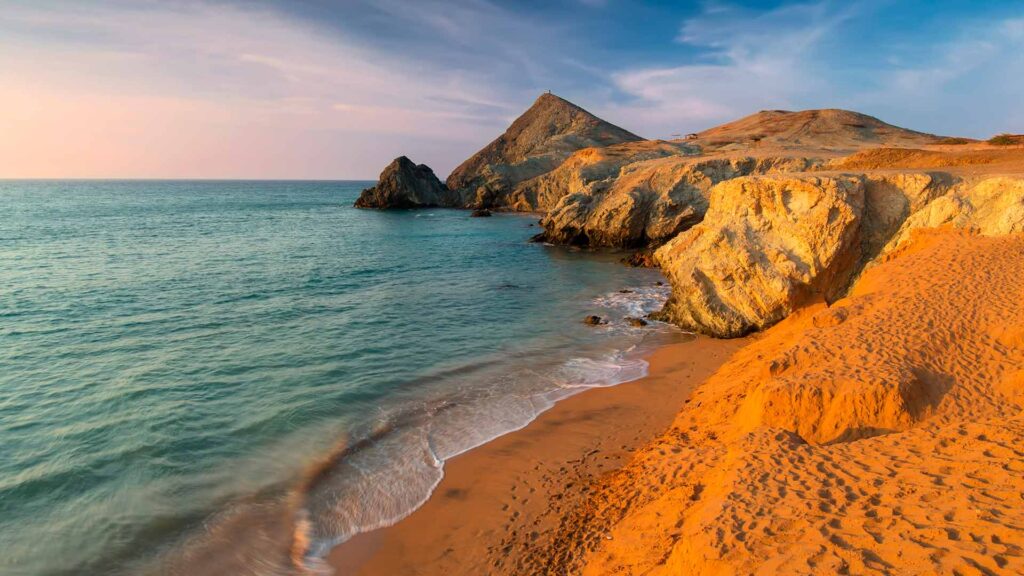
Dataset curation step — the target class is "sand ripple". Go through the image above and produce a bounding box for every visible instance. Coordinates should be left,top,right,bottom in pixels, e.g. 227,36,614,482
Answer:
512,229,1024,575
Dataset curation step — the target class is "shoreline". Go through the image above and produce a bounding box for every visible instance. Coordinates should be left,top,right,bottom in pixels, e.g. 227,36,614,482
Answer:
327,334,748,575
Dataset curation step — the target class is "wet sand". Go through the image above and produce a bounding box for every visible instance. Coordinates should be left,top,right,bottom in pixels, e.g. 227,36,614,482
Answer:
328,334,748,575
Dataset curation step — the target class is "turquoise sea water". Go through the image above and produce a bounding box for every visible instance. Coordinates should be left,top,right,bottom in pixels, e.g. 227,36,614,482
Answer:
0,180,680,575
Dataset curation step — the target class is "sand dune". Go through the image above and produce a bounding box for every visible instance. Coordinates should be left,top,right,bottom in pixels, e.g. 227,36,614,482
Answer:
519,229,1024,575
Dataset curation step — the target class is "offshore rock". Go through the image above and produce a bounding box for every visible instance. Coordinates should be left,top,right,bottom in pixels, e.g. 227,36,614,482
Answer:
354,156,454,209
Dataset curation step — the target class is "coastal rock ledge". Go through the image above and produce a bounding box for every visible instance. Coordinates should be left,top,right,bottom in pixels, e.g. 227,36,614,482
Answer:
354,156,454,209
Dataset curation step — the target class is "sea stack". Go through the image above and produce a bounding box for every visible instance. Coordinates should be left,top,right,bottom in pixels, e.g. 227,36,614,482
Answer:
354,156,454,209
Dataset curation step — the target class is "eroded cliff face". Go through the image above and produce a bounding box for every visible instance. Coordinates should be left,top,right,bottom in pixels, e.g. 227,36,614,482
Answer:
649,169,1024,337
881,176,1024,253
535,155,823,248
651,175,866,337
357,96,1024,339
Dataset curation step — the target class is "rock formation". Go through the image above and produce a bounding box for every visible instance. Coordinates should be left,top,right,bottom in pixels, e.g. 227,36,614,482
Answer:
445,93,642,208
357,95,1024,339
652,175,865,337
535,155,823,248
354,156,454,209
532,231,1024,576
881,176,1024,253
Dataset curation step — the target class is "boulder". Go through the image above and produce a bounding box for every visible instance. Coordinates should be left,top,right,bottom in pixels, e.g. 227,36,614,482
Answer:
582,315,605,326
621,249,657,268
354,156,454,209
652,175,865,338
470,209,493,218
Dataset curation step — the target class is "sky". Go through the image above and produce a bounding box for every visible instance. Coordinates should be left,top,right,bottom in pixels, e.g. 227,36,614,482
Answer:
1,0,1023,179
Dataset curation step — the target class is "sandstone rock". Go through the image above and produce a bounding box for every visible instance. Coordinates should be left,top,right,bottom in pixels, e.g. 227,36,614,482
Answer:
858,172,954,261
624,317,648,327
881,177,1024,254
621,249,657,268
653,175,865,338
354,156,454,209
446,93,642,208
470,209,492,217
582,315,605,326
505,140,693,212
536,155,823,248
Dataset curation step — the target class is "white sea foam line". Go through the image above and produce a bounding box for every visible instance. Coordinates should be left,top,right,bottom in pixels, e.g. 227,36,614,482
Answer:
306,347,654,566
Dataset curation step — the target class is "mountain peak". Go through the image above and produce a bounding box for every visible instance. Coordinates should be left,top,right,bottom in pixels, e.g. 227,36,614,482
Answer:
445,94,642,206
530,91,580,109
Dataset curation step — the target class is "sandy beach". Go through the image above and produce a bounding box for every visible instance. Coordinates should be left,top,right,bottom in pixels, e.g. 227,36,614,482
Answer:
524,229,1024,575
10,4,1024,574
328,335,748,575
332,229,1024,576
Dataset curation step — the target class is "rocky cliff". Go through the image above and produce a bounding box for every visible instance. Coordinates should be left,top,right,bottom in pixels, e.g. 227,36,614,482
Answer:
446,93,643,209
652,175,865,337
354,156,455,209
535,154,823,248
359,95,1024,338
650,168,1024,337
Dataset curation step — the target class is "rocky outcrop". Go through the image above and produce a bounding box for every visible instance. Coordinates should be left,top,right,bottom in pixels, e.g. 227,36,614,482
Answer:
536,155,823,248
502,140,694,212
647,171,1024,337
354,156,454,209
653,175,865,337
857,172,955,261
445,93,642,209
881,176,1024,254
357,97,1024,341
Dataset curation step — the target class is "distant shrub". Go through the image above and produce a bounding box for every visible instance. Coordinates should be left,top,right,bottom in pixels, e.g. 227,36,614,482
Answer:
935,137,974,145
987,134,1024,146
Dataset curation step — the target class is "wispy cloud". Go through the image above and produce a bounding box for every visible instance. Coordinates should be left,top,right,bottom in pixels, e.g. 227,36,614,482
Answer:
599,1,861,137
0,1,527,178
0,0,1022,177
599,1,1024,139
852,14,1024,136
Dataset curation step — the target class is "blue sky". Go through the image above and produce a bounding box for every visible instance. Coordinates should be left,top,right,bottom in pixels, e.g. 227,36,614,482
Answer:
1,0,1023,178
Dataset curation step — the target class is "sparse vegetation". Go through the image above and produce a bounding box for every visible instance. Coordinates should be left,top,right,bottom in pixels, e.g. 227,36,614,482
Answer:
987,134,1024,146
935,137,975,145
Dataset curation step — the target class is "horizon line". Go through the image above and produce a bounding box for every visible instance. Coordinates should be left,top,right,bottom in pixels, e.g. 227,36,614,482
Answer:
0,177,380,182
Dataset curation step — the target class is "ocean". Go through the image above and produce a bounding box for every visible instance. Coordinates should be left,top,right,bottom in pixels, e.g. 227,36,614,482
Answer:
0,180,683,575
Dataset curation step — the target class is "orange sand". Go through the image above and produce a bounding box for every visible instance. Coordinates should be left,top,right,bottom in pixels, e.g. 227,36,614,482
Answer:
830,145,1024,173
327,336,747,575
520,229,1024,575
